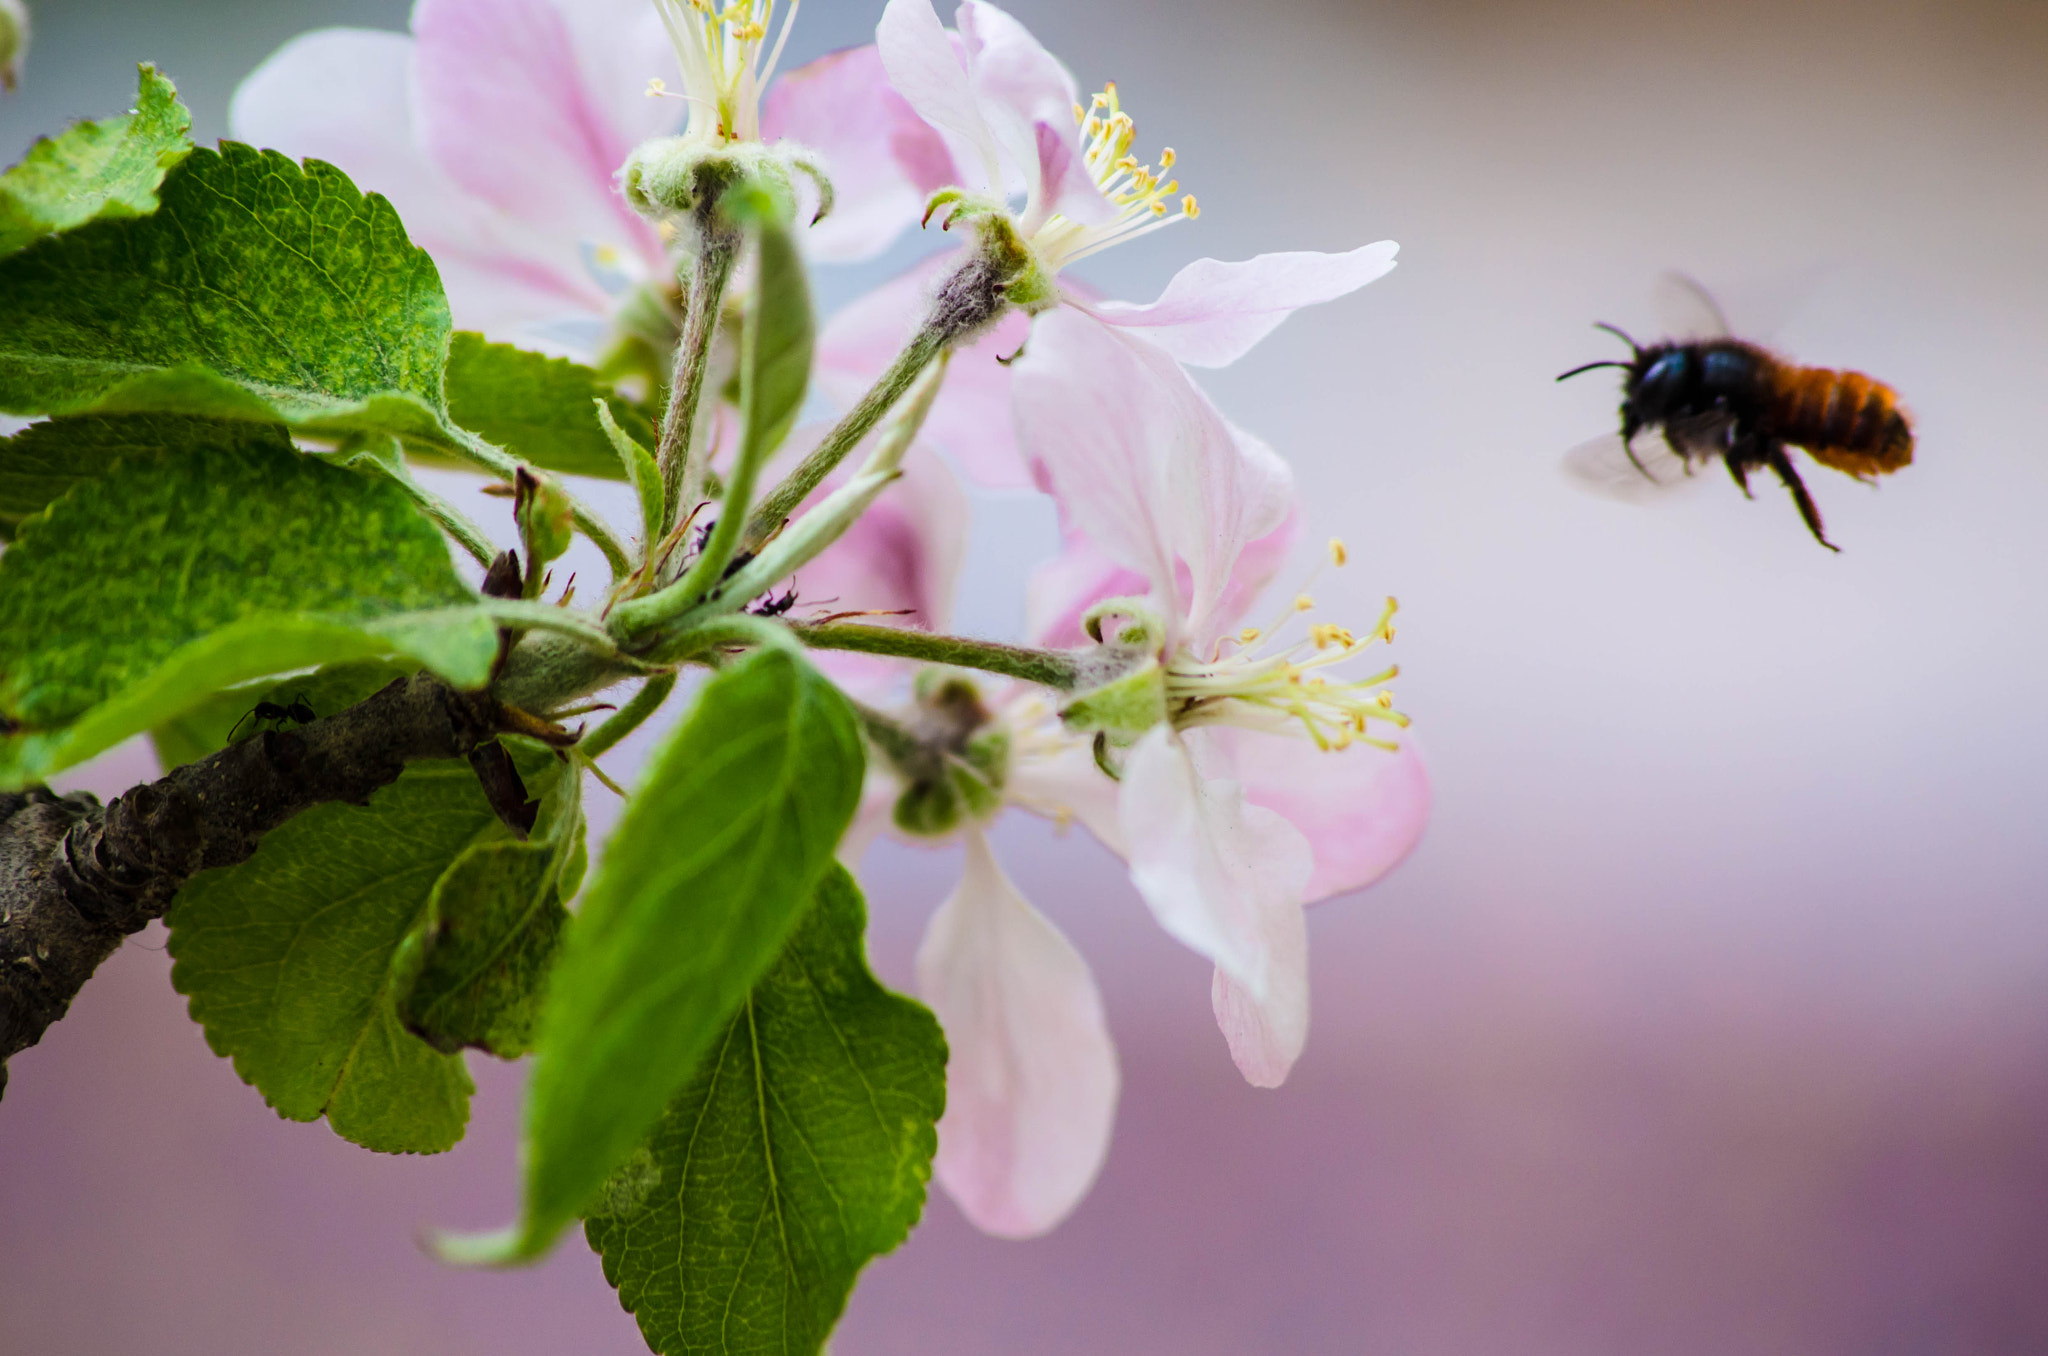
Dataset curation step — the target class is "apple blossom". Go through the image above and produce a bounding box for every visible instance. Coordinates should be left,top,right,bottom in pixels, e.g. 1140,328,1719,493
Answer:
230,0,935,358
817,0,1399,491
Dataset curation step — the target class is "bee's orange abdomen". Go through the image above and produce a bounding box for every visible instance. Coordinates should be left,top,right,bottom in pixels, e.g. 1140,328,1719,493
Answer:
1768,364,1913,478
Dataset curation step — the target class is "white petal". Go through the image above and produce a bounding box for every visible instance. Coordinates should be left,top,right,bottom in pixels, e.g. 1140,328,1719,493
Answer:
1014,308,1296,641
877,0,1004,193
1084,243,1400,368
1118,728,1311,998
1001,718,1127,857
953,0,1083,224
919,831,1119,1238
1210,897,1309,1087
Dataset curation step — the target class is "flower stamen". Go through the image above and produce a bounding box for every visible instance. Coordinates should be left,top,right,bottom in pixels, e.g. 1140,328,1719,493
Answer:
1165,584,1409,752
1030,82,1198,273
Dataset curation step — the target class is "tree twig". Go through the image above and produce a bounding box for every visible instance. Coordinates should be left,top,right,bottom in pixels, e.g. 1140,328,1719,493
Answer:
0,673,527,1098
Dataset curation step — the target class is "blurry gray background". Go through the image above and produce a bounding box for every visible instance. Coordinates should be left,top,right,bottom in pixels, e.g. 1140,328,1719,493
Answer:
5,0,2048,1352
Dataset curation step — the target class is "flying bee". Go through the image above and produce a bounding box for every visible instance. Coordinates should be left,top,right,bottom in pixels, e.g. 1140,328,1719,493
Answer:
1556,278,1913,551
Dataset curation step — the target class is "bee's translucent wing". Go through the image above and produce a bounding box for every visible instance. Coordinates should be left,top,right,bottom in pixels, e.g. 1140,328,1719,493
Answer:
1651,271,1732,341
1561,430,1713,503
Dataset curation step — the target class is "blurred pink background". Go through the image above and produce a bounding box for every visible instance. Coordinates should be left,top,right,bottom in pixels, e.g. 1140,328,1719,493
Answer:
6,0,2048,1351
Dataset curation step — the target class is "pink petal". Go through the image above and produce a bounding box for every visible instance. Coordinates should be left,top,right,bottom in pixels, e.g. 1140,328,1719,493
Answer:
1210,897,1309,1087
1024,520,1148,649
229,28,606,336
1119,728,1311,999
816,255,1034,489
878,0,1004,192
1084,243,1400,368
919,830,1119,1238
953,0,1091,225
1227,727,1433,905
413,0,666,282
762,45,951,262
1013,308,1295,641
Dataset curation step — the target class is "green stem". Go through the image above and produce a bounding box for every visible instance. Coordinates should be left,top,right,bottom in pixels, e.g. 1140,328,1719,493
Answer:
653,613,805,666
742,323,944,550
792,623,1082,691
658,232,741,534
432,426,632,578
581,672,677,759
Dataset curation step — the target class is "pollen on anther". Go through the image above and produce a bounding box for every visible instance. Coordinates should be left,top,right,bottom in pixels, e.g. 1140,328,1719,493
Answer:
1294,593,1315,612
645,77,669,98
1239,627,1261,643
1376,690,1395,709
1328,537,1348,567
1072,102,1086,123
1183,195,1201,218
1160,147,1177,168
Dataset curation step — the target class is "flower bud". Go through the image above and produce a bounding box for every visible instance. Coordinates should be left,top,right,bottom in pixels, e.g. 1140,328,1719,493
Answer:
619,137,795,231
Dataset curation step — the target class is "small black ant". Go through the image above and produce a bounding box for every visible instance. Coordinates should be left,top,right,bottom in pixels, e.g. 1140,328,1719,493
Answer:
229,693,317,743
751,586,799,618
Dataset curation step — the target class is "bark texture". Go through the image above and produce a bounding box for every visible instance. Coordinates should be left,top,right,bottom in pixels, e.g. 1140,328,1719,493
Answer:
0,673,527,1098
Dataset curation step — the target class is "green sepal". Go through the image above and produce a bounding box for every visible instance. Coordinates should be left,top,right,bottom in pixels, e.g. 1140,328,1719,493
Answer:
595,400,664,550
585,866,945,1356
0,64,193,258
1059,659,1168,741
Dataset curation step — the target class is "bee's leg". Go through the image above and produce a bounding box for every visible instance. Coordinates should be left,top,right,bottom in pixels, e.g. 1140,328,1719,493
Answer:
1724,453,1755,499
1765,443,1840,552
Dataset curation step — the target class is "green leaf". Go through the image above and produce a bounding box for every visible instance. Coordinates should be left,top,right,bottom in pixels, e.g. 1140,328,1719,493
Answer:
150,657,419,771
484,646,864,1261
0,431,472,727
168,758,552,1153
443,332,658,481
595,399,663,548
0,65,194,258
393,761,585,1059
741,219,813,464
2,611,501,788
0,432,492,786
0,142,449,437
586,866,945,1356
0,412,281,542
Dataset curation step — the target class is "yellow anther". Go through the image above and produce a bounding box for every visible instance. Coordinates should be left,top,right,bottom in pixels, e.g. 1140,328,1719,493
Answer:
646,77,669,97
1151,201,1168,216
1160,147,1176,169
1334,729,1354,750
1183,195,1200,218
1239,627,1261,643
1294,593,1315,612
1073,102,1086,123
1352,713,1368,733
1376,690,1395,709
1328,537,1348,567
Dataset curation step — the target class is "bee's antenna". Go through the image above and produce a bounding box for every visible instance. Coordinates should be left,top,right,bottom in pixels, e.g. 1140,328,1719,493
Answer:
1555,360,1633,382
1592,321,1640,354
